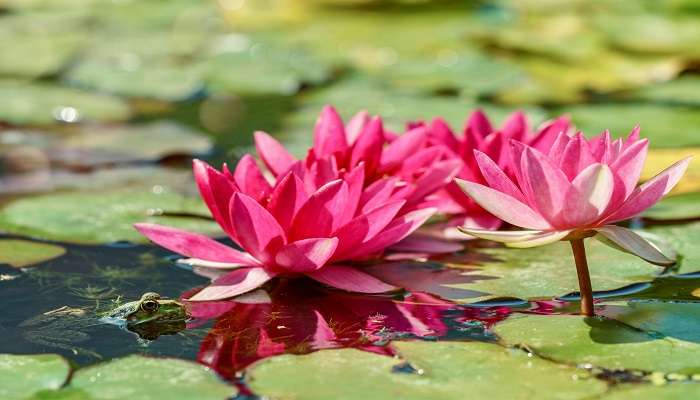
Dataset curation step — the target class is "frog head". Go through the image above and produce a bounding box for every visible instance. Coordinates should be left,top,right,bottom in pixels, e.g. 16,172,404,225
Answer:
102,292,189,340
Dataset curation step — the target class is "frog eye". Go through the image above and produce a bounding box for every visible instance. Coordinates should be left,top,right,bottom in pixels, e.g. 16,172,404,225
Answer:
140,299,159,313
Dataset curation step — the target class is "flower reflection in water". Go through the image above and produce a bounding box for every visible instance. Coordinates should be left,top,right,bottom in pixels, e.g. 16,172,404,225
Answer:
185,280,510,381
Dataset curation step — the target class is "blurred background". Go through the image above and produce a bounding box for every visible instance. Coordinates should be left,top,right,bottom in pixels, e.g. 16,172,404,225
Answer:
0,0,699,203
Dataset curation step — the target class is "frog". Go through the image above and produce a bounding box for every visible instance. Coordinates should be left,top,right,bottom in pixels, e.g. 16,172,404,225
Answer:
100,292,190,340
20,292,190,356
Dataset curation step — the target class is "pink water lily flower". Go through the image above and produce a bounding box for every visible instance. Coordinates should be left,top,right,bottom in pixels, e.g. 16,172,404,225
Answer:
254,105,461,211
135,158,436,301
456,126,691,315
418,109,572,232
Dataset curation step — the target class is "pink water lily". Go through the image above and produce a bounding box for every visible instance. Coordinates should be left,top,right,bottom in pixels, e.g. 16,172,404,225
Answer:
417,109,572,232
254,105,461,211
456,126,691,315
135,157,436,301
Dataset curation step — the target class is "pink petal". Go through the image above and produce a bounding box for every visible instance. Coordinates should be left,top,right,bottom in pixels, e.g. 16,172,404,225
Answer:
342,164,365,224
178,258,253,269
626,125,641,144
313,105,348,158
595,225,674,266
275,237,339,273
455,178,551,230
501,111,527,141
359,177,398,213
346,110,370,144
605,156,692,223
464,109,492,139
403,159,461,204
380,126,427,173
521,146,572,226
231,193,286,264
134,223,258,265
289,180,348,240
307,155,340,189
457,227,545,243
610,139,648,200
506,230,571,248
311,310,337,348
267,172,308,231
561,163,614,227
401,147,445,177
233,154,272,202
346,208,437,258
193,159,237,238
559,133,596,180
307,265,398,293
254,131,296,176
188,267,275,301
428,117,460,150
349,116,383,174
531,116,571,152
474,150,526,203
332,200,406,259
545,132,571,166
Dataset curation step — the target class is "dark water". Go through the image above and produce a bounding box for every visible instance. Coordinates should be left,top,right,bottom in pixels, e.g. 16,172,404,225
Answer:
2,236,699,394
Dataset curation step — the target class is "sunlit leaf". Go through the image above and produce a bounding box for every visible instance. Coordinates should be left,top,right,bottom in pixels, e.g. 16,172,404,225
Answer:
0,239,66,268
0,354,70,400
247,341,607,400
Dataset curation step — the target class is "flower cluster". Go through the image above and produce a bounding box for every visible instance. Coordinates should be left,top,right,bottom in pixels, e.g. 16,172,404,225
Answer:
136,105,690,311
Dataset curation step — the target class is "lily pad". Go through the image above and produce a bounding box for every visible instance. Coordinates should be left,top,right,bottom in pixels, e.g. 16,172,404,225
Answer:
0,81,130,126
0,239,65,268
631,76,700,106
643,192,700,221
563,104,700,148
601,383,700,400
0,353,70,400
450,239,660,302
602,301,700,344
648,223,700,274
247,341,607,400
56,121,212,164
0,189,221,244
70,355,234,400
494,314,700,373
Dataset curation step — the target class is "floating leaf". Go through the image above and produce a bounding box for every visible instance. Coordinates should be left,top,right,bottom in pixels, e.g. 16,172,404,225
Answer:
642,148,700,195
247,341,607,400
596,14,700,56
644,192,700,221
494,314,700,373
601,383,700,399
602,301,700,344
0,81,130,126
449,239,660,302
0,189,221,244
69,355,234,400
564,104,700,148
649,223,700,274
631,76,700,106
0,239,65,268
0,354,70,400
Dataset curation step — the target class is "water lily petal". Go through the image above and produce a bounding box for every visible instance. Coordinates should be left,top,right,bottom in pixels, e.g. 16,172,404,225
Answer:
359,177,398,213
290,180,348,240
188,267,275,301
254,131,296,176
233,154,272,202
177,258,253,269
474,150,526,203
521,146,572,225
562,163,614,226
333,199,406,259
610,138,648,200
559,133,596,180
455,178,551,230
267,172,308,232
465,109,492,140
134,223,257,265
501,111,527,141
457,227,545,243
313,105,348,158
350,116,383,174
605,156,692,223
307,265,398,293
193,159,237,238
380,126,427,173
231,193,286,263
506,230,571,248
275,237,339,272
345,110,370,144
595,225,675,266
429,117,460,150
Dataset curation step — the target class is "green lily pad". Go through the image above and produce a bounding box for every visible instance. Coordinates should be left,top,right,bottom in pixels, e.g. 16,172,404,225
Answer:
596,15,700,56
631,76,700,106
0,239,65,268
26,388,93,400
602,301,700,344
0,353,70,400
649,223,700,274
601,383,700,399
58,121,212,164
0,34,84,79
247,341,607,400
0,189,221,244
451,239,660,302
643,192,700,220
563,103,700,148
494,314,700,373
0,81,130,126
70,355,234,400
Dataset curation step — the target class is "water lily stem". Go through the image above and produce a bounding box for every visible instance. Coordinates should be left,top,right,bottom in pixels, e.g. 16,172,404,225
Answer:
570,239,594,316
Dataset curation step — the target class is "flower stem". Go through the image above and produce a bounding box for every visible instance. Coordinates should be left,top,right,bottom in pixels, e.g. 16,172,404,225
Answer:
570,239,594,316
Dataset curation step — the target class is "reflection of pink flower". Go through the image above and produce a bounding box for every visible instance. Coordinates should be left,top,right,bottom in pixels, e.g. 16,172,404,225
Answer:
457,127,691,315
417,109,572,231
135,106,455,301
188,283,509,379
